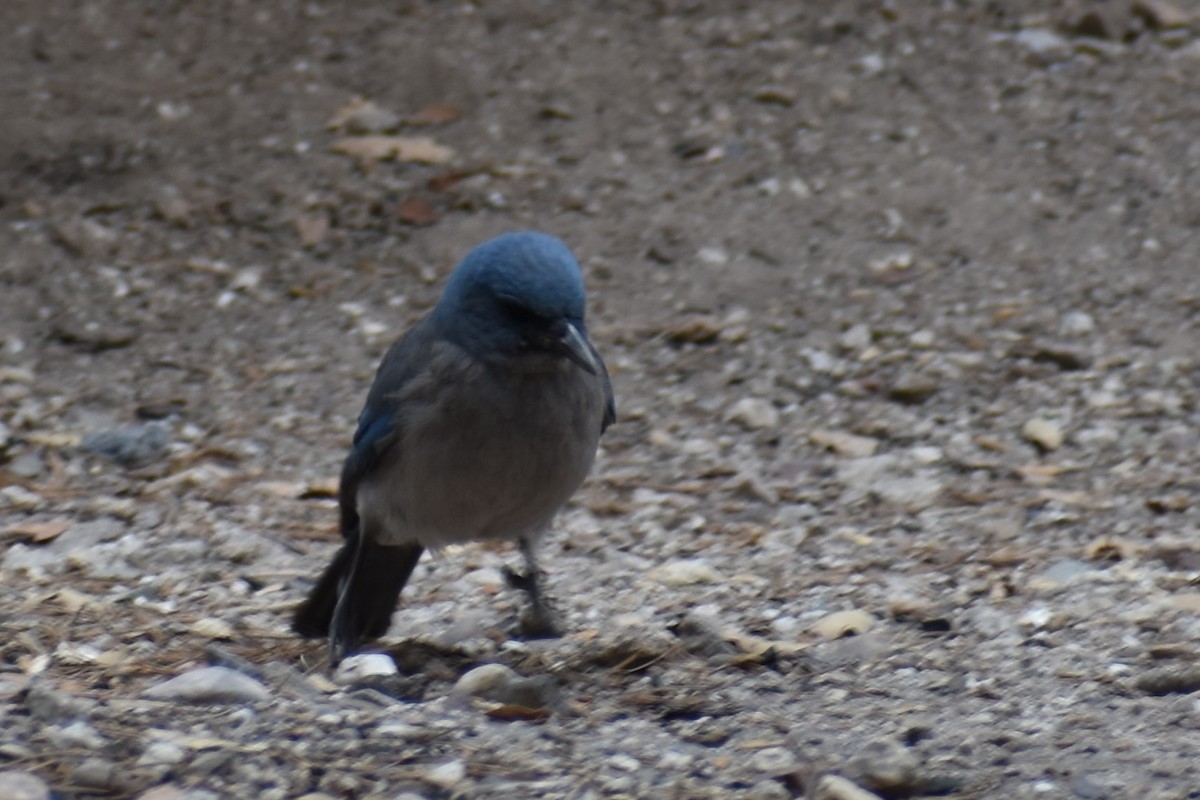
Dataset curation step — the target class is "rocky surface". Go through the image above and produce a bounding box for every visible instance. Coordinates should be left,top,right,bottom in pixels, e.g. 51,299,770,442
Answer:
2,1,1199,798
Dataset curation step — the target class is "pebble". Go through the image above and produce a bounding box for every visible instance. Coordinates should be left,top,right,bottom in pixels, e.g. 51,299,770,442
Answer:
812,609,875,640
725,397,780,431
70,757,123,791
1032,559,1094,588
812,774,884,800
423,759,466,789
452,663,560,710
1134,665,1200,695
1012,28,1071,58
888,371,939,404
82,422,170,466
810,429,878,458
846,737,922,794
671,613,737,658
191,618,236,640
1060,310,1096,336
24,681,97,722
8,451,45,479
334,653,399,684
647,558,723,586
144,666,270,703
748,779,790,800
47,720,107,750
137,740,188,779
0,771,50,800
749,746,799,774
1022,418,1064,451
840,323,872,351
453,663,518,698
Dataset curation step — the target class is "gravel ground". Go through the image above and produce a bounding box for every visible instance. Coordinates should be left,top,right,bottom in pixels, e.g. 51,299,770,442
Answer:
2,2,1199,798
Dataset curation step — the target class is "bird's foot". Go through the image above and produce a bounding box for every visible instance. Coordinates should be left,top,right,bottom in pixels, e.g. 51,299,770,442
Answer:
503,564,564,639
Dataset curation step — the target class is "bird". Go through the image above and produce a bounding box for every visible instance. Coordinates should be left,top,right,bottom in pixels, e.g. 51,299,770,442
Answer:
293,231,615,665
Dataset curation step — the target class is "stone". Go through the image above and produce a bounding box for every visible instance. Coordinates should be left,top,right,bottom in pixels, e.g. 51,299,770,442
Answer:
0,771,50,800
423,759,466,789
334,653,399,684
647,559,722,586
888,371,939,404
1022,418,1064,451
725,397,780,430
812,609,876,640
24,681,97,722
846,737,922,794
82,423,170,466
143,667,269,704
813,775,884,800
452,663,559,710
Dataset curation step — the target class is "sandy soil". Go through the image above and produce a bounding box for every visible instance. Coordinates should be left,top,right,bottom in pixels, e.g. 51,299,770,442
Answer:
2,2,1199,798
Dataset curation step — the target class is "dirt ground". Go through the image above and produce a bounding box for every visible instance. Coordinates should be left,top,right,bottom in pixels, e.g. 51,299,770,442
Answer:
2,1,1199,798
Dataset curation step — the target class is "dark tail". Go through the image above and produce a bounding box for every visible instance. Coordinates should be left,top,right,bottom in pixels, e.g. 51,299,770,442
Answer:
292,532,424,665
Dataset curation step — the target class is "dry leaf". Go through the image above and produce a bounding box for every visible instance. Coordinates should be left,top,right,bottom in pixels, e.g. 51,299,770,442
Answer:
3,519,70,543
481,702,551,722
327,97,401,133
664,315,722,344
294,210,330,248
331,136,454,164
412,103,463,125
397,198,439,227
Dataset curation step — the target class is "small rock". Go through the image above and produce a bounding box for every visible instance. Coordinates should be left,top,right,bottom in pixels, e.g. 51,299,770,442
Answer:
154,187,193,227
747,779,791,800
334,653,399,685
1030,341,1092,370
0,771,50,800
846,737,922,795
423,759,466,790
453,663,518,698
24,681,97,722
82,423,170,466
1059,311,1096,336
810,429,879,458
1134,665,1200,695
749,747,800,775
1013,28,1071,58
671,613,738,659
8,451,45,479
1022,418,1064,451
725,397,780,431
191,618,235,640
71,758,121,791
812,609,875,640
452,663,559,710
840,323,872,351
648,559,723,586
813,774,884,800
1133,0,1191,28
888,372,939,404
137,740,188,779
1032,559,1094,588
47,720,107,750
1070,773,1110,800
144,666,269,704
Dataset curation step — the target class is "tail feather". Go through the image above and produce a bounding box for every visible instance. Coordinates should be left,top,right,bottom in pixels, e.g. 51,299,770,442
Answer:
292,533,424,664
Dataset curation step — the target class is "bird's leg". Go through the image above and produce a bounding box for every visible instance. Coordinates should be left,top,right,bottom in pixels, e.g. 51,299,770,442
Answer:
503,537,563,638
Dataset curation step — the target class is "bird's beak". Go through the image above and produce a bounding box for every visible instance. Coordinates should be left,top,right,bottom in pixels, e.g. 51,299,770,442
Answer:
559,321,599,375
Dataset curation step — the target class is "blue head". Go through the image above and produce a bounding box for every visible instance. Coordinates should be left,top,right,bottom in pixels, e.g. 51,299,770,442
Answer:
432,232,598,372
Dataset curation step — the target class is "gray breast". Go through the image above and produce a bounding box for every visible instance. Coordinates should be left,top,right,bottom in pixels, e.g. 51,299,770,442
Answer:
357,352,606,549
